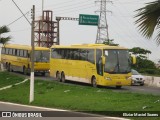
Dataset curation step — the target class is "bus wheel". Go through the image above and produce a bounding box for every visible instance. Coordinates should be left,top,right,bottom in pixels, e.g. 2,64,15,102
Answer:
92,77,97,88
116,86,122,89
56,72,61,82
7,64,11,72
61,72,65,83
23,67,28,75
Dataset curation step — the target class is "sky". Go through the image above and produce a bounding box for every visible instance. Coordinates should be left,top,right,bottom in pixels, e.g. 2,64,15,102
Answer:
0,0,160,63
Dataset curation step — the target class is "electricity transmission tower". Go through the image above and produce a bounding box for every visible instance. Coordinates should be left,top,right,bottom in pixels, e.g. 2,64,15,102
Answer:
95,0,112,44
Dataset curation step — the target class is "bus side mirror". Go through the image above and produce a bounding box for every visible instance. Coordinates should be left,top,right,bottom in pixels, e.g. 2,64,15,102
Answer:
102,56,106,65
131,55,136,64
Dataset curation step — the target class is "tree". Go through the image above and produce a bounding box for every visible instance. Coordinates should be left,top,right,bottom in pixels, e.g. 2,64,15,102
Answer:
103,39,119,46
129,47,157,74
0,25,11,71
135,0,160,45
129,47,151,59
0,25,11,45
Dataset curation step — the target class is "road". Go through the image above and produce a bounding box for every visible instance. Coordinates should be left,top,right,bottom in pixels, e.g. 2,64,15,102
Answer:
10,72,160,96
0,102,127,120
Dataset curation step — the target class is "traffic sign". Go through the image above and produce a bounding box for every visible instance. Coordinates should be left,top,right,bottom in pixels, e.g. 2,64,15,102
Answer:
79,14,99,26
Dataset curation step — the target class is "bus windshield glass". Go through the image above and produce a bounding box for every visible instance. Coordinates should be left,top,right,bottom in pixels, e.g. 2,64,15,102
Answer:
34,50,49,62
104,49,131,74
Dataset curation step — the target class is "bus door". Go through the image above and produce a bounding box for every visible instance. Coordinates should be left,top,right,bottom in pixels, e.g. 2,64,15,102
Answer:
96,49,103,80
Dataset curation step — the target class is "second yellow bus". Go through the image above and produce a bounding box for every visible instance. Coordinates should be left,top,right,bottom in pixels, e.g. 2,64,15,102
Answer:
1,44,50,76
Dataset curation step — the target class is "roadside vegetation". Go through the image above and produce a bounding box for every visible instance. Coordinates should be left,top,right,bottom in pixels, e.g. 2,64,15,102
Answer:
129,47,160,76
0,72,25,88
0,72,160,117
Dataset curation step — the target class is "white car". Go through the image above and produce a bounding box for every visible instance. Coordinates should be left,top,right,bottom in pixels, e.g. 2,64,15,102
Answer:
131,69,145,86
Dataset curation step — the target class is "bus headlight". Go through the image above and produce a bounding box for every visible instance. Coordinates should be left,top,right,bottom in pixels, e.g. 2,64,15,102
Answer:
105,77,112,80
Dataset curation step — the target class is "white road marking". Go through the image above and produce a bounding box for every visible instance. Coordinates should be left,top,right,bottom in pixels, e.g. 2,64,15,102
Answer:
0,79,28,91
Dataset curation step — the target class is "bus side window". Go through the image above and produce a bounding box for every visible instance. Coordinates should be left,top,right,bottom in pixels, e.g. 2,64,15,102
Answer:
17,50,20,56
13,49,15,56
24,50,27,58
63,49,67,59
71,49,75,60
87,49,95,64
1,48,5,54
9,48,12,55
80,49,87,61
20,50,24,57
6,48,9,54
51,49,59,59
74,49,79,60
61,49,65,59
15,49,17,56
66,49,71,59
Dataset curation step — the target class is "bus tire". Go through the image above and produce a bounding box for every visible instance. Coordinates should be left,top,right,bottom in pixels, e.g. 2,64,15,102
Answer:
23,66,28,75
7,63,11,72
61,72,65,83
92,77,97,88
56,71,61,82
5,63,8,70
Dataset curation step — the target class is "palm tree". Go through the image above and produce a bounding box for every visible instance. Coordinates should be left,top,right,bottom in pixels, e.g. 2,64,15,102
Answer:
0,25,11,71
0,25,11,45
135,0,160,45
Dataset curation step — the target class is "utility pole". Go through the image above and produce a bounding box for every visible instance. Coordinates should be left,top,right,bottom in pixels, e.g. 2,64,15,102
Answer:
30,5,35,103
95,0,112,44
41,0,44,47
11,0,34,103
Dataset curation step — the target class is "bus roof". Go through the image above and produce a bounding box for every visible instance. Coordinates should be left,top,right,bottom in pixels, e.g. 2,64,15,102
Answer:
3,44,49,50
51,44,128,50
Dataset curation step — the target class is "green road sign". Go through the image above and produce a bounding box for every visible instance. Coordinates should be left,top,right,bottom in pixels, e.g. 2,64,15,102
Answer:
79,14,99,26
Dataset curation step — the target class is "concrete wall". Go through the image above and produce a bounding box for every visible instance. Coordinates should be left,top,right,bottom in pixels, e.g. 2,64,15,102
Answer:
144,76,160,87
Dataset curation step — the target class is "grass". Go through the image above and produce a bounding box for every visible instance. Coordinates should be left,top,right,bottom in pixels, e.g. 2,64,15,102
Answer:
0,72,25,88
0,72,160,119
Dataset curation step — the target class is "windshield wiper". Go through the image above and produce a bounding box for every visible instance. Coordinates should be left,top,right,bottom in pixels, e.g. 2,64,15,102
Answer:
113,63,119,72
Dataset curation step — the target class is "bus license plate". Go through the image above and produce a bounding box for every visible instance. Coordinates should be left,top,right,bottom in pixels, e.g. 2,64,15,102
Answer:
116,82,121,85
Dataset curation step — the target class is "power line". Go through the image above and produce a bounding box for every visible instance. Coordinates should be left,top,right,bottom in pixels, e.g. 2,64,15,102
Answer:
36,1,94,14
48,0,92,10
54,3,95,14
7,11,30,27
12,0,31,25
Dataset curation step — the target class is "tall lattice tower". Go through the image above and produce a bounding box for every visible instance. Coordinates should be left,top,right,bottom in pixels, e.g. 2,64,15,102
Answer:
95,0,111,44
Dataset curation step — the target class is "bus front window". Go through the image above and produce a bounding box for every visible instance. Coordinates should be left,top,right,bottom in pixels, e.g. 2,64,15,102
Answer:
34,51,49,62
104,50,131,74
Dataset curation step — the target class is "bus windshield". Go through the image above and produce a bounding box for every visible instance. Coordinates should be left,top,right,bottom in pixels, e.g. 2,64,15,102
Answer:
34,50,49,62
104,49,131,74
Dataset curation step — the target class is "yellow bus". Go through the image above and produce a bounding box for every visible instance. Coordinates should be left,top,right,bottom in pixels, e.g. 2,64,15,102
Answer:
1,44,50,75
50,44,136,88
